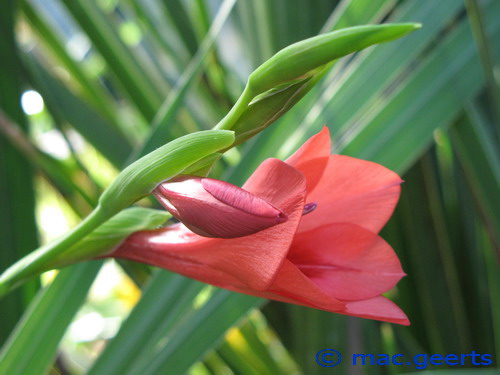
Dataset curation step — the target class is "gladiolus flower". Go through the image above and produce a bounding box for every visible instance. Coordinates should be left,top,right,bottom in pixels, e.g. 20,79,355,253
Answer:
110,127,409,325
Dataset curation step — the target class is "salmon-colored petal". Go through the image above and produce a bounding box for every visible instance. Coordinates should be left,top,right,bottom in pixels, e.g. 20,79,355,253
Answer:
286,126,331,192
286,126,331,166
289,223,405,301
298,155,402,234
264,259,345,311
112,158,306,291
343,296,410,325
225,261,406,326
110,225,249,289
178,259,345,312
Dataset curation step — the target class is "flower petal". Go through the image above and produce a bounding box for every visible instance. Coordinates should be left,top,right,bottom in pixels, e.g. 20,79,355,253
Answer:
154,176,286,238
286,126,331,165
112,158,306,291
263,259,345,310
286,126,331,192
343,296,410,325
289,223,405,301
172,259,345,312
218,261,408,325
297,155,402,234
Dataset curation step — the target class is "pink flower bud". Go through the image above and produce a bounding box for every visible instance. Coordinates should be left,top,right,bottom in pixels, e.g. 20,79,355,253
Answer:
153,176,287,238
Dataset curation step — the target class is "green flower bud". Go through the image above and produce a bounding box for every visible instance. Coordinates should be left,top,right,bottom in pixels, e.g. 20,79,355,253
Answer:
99,130,235,215
248,23,421,96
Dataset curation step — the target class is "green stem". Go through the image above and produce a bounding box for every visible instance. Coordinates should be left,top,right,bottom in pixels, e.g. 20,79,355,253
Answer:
0,206,111,298
213,84,255,130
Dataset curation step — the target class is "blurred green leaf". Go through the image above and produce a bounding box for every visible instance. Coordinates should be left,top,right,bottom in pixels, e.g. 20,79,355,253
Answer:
59,0,165,121
451,102,500,246
21,1,120,125
339,0,500,171
133,0,237,158
119,290,260,375
0,110,96,214
0,0,39,344
0,261,102,375
89,272,208,374
25,56,133,168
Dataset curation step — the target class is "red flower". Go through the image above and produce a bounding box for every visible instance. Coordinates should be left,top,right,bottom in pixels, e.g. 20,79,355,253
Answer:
111,127,408,325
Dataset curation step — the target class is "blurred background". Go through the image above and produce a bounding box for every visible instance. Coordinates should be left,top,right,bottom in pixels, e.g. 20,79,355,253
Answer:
0,0,498,374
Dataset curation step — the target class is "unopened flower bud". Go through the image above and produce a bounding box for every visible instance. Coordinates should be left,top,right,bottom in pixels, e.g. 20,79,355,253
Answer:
153,176,287,238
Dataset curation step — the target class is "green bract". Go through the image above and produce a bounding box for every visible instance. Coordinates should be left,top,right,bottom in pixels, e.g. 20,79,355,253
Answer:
182,153,223,176
52,207,170,267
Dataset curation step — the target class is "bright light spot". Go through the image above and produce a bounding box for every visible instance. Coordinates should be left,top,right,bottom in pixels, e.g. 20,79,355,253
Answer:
89,261,124,301
193,286,214,309
37,129,85,160
39,205,71,240
21,90,44,115
89,261,141,309
68,312,105,342
97,0,119,12
223,147,241,165
67,33,91,61
119,22,142,46
37,129,71,159
41,269,59,285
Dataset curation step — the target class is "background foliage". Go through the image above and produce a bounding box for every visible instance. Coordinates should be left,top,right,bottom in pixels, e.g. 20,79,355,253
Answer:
0,0,498,374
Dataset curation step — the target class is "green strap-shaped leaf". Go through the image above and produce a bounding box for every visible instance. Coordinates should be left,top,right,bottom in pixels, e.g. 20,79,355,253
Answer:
132,0,237,159
340,0,500,171
59,0,164,121
451,103,500,243
89,271,207,374
0,0,39,344
21,1,120,125
89,281,262,375
0,261,102,375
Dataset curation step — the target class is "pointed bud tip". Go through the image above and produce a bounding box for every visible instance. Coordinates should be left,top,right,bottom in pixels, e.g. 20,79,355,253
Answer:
201,177,284,219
